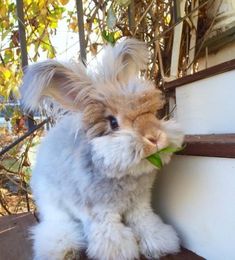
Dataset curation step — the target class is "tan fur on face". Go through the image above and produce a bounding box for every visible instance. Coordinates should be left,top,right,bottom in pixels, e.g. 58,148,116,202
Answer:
81,83,167,158
132,113,169,157
82,81,162,120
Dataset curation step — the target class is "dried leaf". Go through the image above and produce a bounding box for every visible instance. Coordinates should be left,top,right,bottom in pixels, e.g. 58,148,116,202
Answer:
116,0,131,7
59,0,69,5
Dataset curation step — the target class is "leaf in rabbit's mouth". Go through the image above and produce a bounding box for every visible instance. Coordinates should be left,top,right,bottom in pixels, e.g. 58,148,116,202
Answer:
146,146,185,169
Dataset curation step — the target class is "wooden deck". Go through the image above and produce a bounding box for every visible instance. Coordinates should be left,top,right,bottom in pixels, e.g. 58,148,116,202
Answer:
0,213,204,260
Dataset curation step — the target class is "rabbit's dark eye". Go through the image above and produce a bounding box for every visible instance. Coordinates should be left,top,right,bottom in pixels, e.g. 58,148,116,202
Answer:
107,115,119,130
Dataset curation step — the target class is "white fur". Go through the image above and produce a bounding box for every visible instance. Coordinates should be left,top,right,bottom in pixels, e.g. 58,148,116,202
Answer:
125,200,180,259
160,120,185,165
86,213,139,260
21,39,184,260
91,130,144,177
96,38,149,84
31,219,85,260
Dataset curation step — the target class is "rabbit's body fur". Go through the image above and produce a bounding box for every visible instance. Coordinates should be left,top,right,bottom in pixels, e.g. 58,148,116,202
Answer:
21,39,184,260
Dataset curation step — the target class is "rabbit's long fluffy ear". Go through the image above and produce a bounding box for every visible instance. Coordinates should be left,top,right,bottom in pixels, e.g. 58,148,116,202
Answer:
20,60,92,111
100,38,148,84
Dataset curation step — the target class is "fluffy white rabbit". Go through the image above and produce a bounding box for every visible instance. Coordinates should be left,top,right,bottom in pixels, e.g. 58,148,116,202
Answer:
21,38,184,260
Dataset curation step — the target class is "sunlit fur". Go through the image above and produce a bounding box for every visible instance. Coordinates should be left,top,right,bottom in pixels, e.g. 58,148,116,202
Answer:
21,38,184,260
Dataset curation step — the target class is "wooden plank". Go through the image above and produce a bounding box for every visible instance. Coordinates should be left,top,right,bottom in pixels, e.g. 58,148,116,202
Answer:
158,248,204,260
164,58,235,91
170,0,186,79
0,213,204,260
0,213,35,260
178,134,235,158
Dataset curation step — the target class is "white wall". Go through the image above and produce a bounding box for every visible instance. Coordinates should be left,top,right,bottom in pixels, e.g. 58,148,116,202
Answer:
175,70,235,135
152,70,235,259
153,156,235,260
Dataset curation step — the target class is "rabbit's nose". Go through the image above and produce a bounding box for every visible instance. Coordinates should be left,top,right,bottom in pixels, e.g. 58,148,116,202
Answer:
144,135,158,146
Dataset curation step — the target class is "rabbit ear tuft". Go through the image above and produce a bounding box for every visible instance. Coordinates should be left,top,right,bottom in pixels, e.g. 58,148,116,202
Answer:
20,60,92,112
100,38,148,84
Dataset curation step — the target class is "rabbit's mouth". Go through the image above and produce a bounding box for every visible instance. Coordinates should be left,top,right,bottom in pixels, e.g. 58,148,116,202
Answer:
89,129,166,179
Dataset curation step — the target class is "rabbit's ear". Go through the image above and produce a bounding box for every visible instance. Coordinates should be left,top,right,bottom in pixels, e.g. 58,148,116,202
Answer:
101,38,148,84
21,60,92,111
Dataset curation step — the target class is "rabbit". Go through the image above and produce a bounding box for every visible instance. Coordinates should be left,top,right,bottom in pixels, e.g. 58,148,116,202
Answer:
21,38,184,260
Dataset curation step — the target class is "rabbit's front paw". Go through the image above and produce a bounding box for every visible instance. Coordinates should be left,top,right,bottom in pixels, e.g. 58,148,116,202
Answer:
139,224,180,259
64,249,80,260
87,222,139,260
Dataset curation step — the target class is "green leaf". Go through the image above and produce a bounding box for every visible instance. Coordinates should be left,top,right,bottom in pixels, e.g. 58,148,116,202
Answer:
147,153,163,169
158,145,185,154
147,145,185,169
4,50,13,63
102,30,116,45
2,29,11,41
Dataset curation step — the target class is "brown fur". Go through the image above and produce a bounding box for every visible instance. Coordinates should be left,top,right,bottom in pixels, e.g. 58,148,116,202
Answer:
81,83,167,157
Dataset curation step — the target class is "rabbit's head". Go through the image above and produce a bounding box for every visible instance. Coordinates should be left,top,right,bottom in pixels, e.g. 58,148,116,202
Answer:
21,39,182,174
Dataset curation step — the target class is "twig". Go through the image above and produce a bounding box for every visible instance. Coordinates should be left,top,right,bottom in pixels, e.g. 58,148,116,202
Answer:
19,134,35,212
76,0,86,62
0,119,49,157
186,0,223,70
154,27,165,82
0,192,12,215
2,173,28,193
0,164,18,175
152,0,212,42
133,0,154,36
0,54,5,66
128,0,135,34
